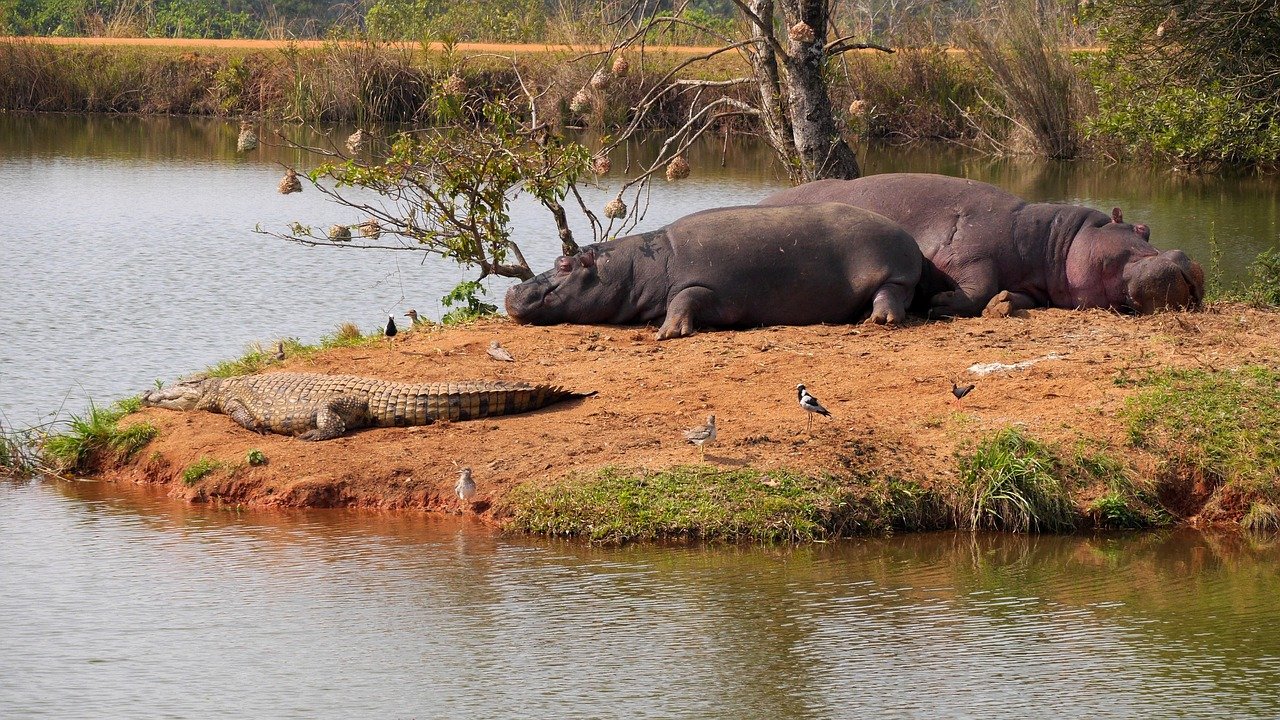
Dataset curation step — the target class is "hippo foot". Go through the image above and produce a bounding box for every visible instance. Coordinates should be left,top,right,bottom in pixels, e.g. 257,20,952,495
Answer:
982,291,1031,319
656,317,696,340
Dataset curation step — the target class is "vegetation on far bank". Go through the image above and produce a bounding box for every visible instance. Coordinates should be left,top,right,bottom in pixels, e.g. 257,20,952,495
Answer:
3,0,1278,168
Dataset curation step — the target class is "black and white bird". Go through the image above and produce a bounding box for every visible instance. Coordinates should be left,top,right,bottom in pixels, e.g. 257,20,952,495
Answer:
683,414,716,461
455,467,476,509
487,340,516,362
796,384,831,430
951,380,975,401
384,315,398,350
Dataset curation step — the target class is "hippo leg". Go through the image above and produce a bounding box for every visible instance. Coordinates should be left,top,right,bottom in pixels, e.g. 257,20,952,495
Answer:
868,281,913,325
658,286,716,340
928,272,999,318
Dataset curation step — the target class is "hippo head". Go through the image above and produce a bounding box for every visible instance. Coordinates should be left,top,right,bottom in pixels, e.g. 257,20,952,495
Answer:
506,248,626,324
1122,249,1205,313
1070,220,1204,314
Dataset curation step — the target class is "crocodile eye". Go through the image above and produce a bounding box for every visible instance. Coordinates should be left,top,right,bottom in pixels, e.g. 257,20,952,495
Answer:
579,250,596,268
555,256,574,273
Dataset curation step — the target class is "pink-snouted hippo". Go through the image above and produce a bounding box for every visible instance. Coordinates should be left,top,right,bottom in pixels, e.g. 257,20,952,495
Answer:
504,203,923,339
760,173,1204,317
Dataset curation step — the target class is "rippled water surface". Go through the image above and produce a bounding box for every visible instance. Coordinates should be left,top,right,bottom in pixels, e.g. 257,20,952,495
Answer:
2,113,1279,426
3,479,1279,719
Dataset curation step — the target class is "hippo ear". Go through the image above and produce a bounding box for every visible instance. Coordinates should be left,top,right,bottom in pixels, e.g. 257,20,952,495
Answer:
579,249,596,268
1111,207,1123,224
1134,223,1150,241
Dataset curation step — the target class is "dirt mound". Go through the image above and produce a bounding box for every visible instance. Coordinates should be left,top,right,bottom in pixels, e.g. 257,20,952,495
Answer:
104,306,1279,524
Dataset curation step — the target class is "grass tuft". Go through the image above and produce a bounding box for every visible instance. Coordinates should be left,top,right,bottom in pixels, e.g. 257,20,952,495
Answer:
957,427,1078,533
506,466,946,544
182,457,223,485
1242,503,1280,534
40,398,157,474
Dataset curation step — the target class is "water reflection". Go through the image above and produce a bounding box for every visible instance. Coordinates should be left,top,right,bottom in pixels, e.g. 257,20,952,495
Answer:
3,480,1278,718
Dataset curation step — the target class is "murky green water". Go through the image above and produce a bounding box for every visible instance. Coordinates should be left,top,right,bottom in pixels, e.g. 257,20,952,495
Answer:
3,479,1278,718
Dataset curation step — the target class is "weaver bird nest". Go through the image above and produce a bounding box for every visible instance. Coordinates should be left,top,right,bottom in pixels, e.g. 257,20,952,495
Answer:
665,155,691,181
604,197,627,219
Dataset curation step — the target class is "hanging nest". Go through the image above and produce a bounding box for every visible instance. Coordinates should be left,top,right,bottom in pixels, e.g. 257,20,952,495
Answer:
611,55,630,77
665,155,691,181
592,154,612,175
278,168,302,194
604,197,627,219
328,224,352,241
359,218,382,239
346,128,365,154
440,74,465,96
787,22,816,44
569,89,592,114
589,69,611,90
236,120,258,153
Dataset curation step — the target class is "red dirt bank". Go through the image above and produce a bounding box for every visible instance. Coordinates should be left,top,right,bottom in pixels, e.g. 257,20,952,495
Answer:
101,307,1278,525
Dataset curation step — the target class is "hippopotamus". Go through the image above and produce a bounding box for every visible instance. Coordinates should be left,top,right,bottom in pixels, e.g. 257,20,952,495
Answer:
504,203,922,339
760,173,1204,317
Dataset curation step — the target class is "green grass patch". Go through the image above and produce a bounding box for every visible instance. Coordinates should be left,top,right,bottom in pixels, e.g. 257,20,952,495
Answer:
182,457,223,485
1124,366,1280,522
203,323,379,378
957,427,1078,533
40,397,158,474
246,449,267,466
505,466,946,544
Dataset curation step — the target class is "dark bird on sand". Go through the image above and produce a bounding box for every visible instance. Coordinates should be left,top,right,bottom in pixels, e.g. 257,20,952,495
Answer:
272,341,285,362
951,381,975,401
684,414,716,461
487,340,516,362
796,383,831,430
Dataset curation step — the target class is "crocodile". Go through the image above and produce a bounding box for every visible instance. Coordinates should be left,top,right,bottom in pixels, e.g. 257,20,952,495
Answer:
141,372,594,441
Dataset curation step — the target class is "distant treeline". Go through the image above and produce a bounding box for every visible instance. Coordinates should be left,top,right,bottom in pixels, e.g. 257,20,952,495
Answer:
0,0,1052,43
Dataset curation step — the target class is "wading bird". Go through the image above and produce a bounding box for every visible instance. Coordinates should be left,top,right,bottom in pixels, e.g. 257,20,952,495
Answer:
487,340,515,363
455,467,476,509
683,415,716,461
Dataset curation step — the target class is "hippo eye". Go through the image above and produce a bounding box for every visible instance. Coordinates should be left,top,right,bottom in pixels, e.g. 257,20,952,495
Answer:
555,256,574,273
579,251,596,268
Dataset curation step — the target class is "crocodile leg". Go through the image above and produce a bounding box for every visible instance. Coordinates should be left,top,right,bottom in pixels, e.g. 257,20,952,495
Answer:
297,396,366,441
223,399,265,434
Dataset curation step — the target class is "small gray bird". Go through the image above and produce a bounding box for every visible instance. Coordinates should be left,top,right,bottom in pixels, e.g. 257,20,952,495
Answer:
403,309,430,329
951,381,975,402
796,384,831,431
272,341,285,362
683,414,716,461
487,340,516,362
455,467,476,508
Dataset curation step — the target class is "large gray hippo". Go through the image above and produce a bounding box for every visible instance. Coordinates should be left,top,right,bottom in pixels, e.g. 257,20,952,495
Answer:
761,173,1204,317
504,203,922,339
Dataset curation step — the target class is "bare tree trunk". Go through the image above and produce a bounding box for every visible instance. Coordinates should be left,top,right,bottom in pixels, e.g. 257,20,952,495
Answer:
745,0,800,172
778,0,862,180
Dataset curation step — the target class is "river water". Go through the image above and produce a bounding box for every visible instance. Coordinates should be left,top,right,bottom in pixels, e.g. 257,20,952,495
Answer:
3,115,1280,718
3,478,1280,718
